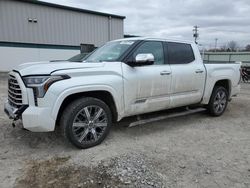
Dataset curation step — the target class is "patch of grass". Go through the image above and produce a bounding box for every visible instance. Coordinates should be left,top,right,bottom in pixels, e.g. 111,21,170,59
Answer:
14,156,121,188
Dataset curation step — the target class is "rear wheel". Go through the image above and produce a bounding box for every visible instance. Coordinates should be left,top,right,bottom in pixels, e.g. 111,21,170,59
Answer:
60,97,112,149
207,86,228,116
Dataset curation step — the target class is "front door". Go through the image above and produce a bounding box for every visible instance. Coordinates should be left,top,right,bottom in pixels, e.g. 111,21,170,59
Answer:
122,41,172,116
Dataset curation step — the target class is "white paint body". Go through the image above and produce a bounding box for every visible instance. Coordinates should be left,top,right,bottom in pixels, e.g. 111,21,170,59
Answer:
4,38,241,132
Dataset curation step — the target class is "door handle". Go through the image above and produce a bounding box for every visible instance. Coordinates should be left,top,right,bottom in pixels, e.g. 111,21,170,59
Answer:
195,69,204,73
160,71,171,75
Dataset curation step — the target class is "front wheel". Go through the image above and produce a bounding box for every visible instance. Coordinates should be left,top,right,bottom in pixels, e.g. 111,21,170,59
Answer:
207,86,228,116
60,97,112,149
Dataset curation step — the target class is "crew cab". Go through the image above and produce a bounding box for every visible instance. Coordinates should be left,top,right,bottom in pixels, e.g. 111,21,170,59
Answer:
4,37,241,149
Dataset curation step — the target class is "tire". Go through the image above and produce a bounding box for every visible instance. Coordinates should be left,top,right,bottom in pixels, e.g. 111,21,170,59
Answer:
60,97,112,149
207,86,228,116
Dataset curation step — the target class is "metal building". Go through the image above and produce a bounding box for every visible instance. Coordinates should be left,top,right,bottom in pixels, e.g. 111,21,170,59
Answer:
0,0,125,71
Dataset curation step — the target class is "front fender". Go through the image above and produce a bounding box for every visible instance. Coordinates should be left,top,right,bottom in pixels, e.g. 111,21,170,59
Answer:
50,85,124,121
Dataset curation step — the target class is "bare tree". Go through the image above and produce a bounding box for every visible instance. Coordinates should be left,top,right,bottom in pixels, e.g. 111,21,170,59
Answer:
245,44,250,51
227,41,238,51
219,45,227,52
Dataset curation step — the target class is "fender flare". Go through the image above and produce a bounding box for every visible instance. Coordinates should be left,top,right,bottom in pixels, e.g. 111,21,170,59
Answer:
50,85,123,121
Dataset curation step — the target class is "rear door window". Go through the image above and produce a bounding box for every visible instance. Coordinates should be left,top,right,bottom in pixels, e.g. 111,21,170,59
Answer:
167,42,195,64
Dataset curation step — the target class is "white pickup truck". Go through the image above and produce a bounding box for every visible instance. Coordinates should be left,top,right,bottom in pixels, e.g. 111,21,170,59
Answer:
4,37,241,149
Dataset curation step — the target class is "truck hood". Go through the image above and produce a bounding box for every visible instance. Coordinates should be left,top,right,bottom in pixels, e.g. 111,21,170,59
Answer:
14,61,104,76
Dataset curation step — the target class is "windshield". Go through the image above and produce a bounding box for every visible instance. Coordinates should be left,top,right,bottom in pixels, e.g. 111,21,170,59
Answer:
68,53,89,62
84,40,135,62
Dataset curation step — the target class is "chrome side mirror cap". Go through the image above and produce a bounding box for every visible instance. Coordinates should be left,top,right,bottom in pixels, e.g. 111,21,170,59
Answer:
135,53,154,65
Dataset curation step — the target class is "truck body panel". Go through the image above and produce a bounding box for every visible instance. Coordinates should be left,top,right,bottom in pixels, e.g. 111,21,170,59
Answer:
4,37,241,132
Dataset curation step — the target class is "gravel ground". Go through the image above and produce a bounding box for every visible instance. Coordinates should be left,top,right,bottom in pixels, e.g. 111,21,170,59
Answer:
0,74,250,188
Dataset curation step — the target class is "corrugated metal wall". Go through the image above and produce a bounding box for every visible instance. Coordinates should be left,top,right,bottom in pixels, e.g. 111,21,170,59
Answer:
0,46,79,71
0,0,124,47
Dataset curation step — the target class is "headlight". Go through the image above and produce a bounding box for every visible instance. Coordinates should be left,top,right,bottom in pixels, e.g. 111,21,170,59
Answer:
23,76,51,85
23,75,70,98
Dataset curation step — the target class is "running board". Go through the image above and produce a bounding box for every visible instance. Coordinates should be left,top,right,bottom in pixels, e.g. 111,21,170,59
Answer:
129,108,206,127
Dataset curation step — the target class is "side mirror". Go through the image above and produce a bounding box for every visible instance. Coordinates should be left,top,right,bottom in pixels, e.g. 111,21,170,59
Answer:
129,53,154,66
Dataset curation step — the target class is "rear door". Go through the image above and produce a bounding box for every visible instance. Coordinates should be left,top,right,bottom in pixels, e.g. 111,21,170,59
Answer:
165,42,206,107
122,41,172,116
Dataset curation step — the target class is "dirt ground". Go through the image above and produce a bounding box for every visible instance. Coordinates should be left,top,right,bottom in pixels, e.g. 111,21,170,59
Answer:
0,74,249,188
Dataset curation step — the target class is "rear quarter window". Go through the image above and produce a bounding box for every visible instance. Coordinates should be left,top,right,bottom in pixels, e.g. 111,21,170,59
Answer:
167,42,195,64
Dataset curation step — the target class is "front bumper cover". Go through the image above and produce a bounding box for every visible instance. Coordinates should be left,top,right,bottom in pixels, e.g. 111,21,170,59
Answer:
4,101,28,120
5,100,56,132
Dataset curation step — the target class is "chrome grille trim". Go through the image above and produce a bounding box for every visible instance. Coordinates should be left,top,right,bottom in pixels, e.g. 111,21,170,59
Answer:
9,86,21,91
8,74,23,108
8,93,22,101
8,89,22,96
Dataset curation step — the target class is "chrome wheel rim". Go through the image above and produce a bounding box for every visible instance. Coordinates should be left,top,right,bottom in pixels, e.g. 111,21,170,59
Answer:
213,90,227,114
72,105,108,144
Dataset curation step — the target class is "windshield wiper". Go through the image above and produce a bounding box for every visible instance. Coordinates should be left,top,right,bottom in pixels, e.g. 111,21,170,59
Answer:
50,60,66,62
71,60,83,62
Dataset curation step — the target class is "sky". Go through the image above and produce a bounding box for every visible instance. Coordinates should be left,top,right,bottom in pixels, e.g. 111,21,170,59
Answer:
42,0,250,49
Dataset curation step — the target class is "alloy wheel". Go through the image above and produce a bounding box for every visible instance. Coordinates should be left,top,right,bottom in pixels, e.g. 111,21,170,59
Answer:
213,90,227,114
72,105,108,144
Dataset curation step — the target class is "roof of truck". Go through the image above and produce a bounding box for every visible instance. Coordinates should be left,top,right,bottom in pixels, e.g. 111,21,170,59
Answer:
114,37,195,44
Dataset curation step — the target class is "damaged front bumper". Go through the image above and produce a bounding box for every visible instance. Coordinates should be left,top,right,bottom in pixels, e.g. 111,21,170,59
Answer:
4,101,28,120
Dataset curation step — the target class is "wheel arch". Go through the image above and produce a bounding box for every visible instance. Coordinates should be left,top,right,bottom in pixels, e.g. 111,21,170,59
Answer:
206,79,231,104
207,79,230,116
52,87,121,126
55,90,118,125
214,79,231,96
201,78,232,105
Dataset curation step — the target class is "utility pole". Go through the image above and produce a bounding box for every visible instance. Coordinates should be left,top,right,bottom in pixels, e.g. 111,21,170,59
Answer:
193,25,199,44
214,38,218,52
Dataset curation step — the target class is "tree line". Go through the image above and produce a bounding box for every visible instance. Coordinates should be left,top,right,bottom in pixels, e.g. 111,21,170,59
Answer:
208,41,250,52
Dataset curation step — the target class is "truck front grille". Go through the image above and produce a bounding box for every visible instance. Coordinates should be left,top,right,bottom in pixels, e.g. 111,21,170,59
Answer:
8,74,23,108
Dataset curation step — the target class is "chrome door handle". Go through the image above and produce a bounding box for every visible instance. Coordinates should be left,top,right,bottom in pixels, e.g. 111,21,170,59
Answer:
160,71,171,75
195,69,204,73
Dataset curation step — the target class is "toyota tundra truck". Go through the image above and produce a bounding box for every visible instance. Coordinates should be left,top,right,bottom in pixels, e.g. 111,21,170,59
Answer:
4,37,241,149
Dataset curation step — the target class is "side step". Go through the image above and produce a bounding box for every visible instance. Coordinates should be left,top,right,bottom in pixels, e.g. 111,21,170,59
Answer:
129,108,206,127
